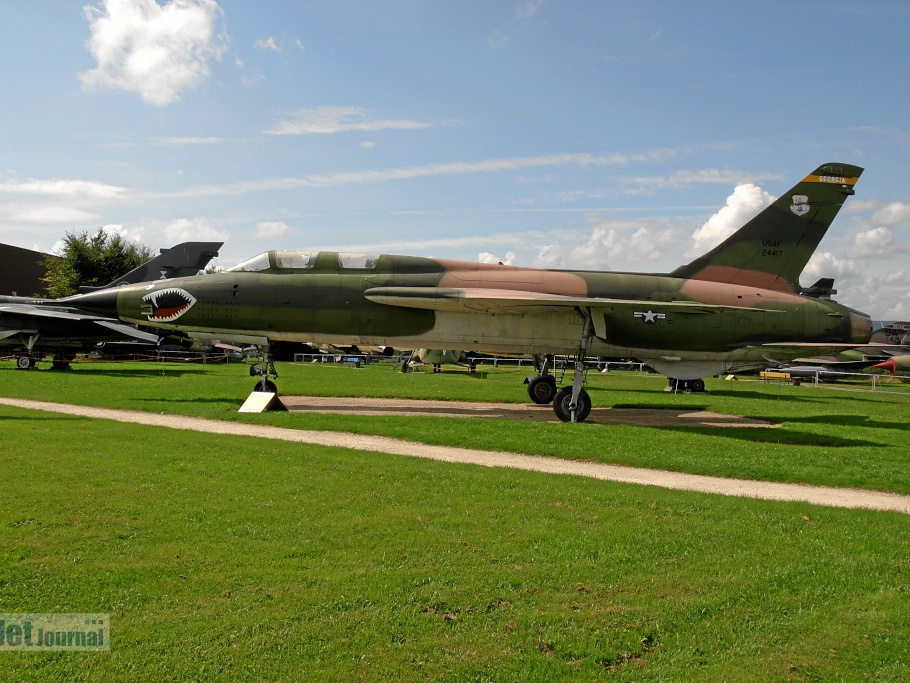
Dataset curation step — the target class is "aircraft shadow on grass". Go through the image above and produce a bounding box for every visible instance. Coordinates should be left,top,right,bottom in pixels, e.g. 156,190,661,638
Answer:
24,367,204,379
132,396,241,406
694,389,829,403
759,413,907,432
650,425,880,448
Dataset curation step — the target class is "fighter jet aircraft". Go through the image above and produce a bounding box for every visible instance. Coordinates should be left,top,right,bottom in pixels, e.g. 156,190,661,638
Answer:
0,241,221,369
67,163,870,421
774,321,910,378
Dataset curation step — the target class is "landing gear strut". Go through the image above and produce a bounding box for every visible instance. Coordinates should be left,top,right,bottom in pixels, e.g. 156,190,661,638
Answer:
250,348,279,393
553,310,595,423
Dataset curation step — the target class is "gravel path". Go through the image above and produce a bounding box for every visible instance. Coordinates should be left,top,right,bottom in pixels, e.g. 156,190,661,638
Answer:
2,396,908,515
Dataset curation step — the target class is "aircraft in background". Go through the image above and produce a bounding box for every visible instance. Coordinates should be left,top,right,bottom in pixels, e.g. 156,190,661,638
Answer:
775,322,910,378
870,322,910,374
0,241,221,369
68,163,870,421
401,348,466,372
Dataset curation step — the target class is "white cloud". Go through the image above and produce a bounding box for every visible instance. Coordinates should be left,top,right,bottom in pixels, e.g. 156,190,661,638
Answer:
9,206,99,224
150,136,223,146
516,0,544,21
533,222,679,270
478,251,515,265
264,107,435,136
97,222,147,244
0,178,128,199
164,217,229,243
254,221,290,239
166,152,633,198
79,0,227,106
685,183,774,258
487,31,509,51
253,36,303,55
853,226,908,258
626,168,777,192
804,251,863,280
254,36,280,52
871,200,910,226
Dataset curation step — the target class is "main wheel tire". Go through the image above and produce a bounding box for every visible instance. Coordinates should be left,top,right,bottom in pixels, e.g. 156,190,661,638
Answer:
689,379,706,393
552,386,592,423
253,380,278,393
16,356,35,370
527,375,557,404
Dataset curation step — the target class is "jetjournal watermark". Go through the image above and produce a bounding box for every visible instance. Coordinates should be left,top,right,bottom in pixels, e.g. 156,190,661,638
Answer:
0,614,109,652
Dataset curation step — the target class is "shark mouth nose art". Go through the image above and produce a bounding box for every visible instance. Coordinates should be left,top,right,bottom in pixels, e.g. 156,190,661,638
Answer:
141,287,197,322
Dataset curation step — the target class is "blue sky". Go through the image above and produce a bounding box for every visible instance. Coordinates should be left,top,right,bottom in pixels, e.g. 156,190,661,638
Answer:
1,0,908,319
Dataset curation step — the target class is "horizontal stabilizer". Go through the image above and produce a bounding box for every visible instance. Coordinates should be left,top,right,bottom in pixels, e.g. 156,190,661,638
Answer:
801,278,837,298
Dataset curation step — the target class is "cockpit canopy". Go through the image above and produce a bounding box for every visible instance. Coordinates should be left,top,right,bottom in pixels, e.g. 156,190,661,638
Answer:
226,250,380,273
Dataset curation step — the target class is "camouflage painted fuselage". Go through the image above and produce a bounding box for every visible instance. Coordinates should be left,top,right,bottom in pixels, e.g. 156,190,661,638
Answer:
70,249,870,380
66,162,872,380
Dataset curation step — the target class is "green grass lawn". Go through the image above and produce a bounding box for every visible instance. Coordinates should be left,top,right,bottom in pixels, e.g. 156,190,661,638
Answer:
3,357,909,492
1,357,909,681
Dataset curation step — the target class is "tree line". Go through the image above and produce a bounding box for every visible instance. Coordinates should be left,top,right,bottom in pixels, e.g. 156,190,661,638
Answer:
42,229,154,298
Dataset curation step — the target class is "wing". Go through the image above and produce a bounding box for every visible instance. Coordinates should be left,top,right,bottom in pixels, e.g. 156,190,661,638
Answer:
364,287,768,316
0,304,160,343
0,303,107,320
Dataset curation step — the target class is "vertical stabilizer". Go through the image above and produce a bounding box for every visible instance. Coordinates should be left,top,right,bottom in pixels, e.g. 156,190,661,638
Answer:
78,241,223,293
671,163,862,293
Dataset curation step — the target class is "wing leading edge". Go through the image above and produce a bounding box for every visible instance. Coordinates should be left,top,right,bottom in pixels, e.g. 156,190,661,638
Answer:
364,286,771,315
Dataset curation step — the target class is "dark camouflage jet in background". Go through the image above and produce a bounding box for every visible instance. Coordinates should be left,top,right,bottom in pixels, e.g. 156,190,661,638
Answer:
69,163,870,421
0,241,221,370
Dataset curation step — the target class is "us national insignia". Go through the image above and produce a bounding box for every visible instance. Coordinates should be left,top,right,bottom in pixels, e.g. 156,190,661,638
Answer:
634,310,665,324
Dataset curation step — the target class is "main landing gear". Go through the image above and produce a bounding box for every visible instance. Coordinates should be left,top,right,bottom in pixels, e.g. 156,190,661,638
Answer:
14,350,73,370
525,314,595,423
525,354,557,404
250,348,279,393
665,378,706,393
555,312,595,423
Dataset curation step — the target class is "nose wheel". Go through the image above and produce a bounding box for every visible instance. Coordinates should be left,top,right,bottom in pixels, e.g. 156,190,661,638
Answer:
250,348,279,393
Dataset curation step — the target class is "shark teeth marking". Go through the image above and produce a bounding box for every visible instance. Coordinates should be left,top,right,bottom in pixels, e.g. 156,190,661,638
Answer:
141,287,197,322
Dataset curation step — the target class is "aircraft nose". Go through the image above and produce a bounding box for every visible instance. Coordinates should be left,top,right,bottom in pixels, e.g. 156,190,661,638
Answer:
64,289,121,318
874,358,897,374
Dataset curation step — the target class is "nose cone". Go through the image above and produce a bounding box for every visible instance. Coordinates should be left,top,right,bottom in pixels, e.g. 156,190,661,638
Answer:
873,358,897,374
874,355,910,374
63,288,122,319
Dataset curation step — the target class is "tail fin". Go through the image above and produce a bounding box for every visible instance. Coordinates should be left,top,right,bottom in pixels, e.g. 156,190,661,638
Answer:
671,163,862,293
78,241,223,293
